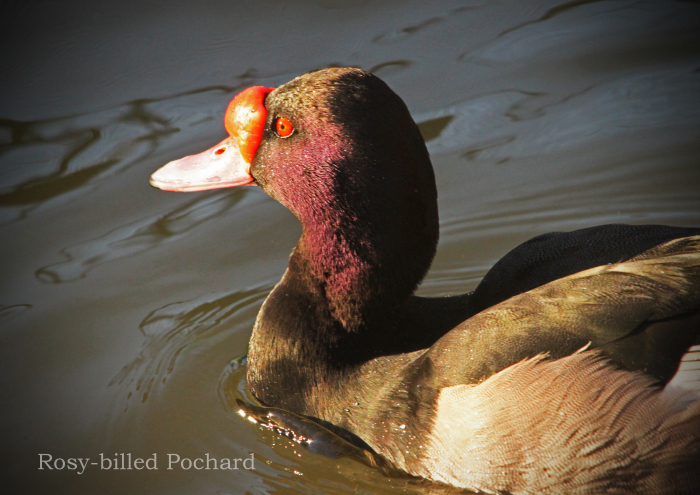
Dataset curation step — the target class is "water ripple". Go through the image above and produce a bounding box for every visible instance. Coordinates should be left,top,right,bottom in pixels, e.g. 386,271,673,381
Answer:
0,304,32,329
111,285,269,406
35,190,253,284
0,85,242,221
416,64,700,160
371,4,481,45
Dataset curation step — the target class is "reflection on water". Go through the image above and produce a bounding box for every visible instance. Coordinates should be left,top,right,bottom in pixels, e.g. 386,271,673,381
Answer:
367,60,413,77
417,116,453,143
35,190,251,283
0,304,32,328
1,0,699,494
0,115,118,221
372,4,477,45
497,0,608,38
0,86,238,222
112,285,269,405
418,65,700,160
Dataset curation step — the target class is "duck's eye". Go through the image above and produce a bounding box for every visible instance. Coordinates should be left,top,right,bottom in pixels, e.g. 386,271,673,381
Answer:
275,117,294,138
214,146,226,155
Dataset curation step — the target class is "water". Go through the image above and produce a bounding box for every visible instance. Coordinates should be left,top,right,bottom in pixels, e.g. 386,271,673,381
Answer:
1,1,699,493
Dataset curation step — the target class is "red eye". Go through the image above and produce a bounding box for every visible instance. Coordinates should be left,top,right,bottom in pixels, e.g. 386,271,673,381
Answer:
214,146,226,155
275,117,294,138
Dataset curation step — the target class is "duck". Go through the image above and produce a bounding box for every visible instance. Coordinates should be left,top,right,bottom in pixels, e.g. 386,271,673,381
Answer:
150,68,700,494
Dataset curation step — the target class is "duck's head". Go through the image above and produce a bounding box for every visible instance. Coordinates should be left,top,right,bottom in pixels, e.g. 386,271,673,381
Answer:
152,68,436,234
151,68,439,332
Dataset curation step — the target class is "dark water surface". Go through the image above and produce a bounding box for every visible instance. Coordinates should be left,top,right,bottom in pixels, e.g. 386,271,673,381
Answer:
1,1,699,493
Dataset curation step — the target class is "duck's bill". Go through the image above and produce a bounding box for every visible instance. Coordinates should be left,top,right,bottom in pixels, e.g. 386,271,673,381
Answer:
149,136,255,192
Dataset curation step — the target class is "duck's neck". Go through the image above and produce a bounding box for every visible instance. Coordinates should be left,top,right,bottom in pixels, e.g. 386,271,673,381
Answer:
247,69,444,410
248,161,440,411
294,213,418,334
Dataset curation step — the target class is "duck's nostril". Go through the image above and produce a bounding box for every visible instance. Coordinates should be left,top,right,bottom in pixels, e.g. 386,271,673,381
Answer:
215,147,226,155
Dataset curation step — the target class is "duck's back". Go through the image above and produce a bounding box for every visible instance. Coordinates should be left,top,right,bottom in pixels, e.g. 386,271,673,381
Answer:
469,224,700,315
